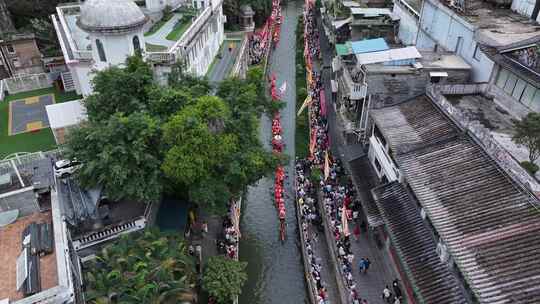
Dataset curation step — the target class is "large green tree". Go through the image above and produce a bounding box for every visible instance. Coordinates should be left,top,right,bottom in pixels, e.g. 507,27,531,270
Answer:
66,57,277,212
513,112,540,163
65,112,163,203
203,256,247,304
84,229,196,304
161,71,281,212
84,56,153,123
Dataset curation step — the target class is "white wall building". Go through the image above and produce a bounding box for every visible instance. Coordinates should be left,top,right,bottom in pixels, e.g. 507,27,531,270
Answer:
52,0,224,96
393,0,540,83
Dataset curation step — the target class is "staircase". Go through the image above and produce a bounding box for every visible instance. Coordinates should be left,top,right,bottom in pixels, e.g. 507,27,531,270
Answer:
72,217,146,250
61,71,75,92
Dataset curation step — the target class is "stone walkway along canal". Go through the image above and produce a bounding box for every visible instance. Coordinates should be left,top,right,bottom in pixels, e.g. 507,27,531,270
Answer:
239,1,308,303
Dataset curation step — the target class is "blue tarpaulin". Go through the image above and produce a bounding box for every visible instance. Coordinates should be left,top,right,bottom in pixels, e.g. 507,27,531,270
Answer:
350,38,389,54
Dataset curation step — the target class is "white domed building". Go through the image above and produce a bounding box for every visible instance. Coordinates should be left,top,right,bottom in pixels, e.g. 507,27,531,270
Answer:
77,0,148,70
52,0,225,96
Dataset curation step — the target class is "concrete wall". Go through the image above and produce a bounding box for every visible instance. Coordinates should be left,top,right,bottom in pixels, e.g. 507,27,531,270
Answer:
185,7,224,76
70,62,93,97
487,64,539,118
366,68,470,107
417,0,495,82
511,0,540,22
368,135,400,181
89,29,146,71
394,2,419,45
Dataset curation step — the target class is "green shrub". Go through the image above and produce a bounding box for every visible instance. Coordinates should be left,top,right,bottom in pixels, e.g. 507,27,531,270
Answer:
521,161,539,176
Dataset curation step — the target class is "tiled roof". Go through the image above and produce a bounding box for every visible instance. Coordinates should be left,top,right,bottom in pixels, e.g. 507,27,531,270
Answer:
371,95,540,303
349,156,384,227
370,95,458,154
372,182,467,304
398,137,540,303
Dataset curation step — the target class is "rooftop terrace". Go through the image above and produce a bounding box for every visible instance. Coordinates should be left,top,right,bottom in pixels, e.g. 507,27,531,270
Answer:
0,152,73,303
0,212,58,302
433,0,540,47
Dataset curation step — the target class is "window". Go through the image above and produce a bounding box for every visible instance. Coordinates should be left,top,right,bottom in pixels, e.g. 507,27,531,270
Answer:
454,36,463,54
495,68,540,111
522,84,537,105
132,36,141,55
6,44,15,54
496,68,509,88
512,79,527,100
373,125,386,148
503,73,517,94
473,44,480,61
373,158,382,173
96,39,107,62
200,1,204,8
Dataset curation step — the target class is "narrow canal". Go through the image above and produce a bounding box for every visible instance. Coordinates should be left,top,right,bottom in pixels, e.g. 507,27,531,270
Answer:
239,1,308,304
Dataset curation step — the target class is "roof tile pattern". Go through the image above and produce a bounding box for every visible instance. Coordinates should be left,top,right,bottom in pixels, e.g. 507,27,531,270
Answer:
370,96,458,154
371,96,540,303
372,182,467,304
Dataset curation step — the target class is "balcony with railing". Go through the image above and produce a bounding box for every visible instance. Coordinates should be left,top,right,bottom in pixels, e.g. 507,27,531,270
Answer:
340,63,367,100
145,52,176,64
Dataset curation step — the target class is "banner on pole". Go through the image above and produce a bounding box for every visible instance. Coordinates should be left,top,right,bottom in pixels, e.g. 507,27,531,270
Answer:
297,95,312,116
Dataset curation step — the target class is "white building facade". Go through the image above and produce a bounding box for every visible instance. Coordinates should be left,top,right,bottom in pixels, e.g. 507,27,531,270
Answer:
393,0,540,83
52,0,224,96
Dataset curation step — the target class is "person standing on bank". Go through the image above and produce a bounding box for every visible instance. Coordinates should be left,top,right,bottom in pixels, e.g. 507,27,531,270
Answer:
393,279,402,298
382,285,392,303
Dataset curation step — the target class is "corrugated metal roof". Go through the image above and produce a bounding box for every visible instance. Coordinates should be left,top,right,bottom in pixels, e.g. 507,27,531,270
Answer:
45,100,86,129
350,38,389,54
370,95,540,303
355,46,421,65
372,182,467,304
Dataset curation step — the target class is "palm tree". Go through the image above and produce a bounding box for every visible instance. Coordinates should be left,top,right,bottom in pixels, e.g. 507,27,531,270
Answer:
84,229,197,304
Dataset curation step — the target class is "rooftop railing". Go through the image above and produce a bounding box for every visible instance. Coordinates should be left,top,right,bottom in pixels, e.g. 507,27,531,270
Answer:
341,63,367,100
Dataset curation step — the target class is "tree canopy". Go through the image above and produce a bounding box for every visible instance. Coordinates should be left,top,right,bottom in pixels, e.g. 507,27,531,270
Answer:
65,57,278,212
202,256,247,304
84,229,197,304
513,112,540,163
65,112,163,203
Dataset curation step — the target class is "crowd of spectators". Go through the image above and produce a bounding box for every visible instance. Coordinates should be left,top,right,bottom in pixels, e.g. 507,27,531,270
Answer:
296,159,330,304
321,159,364,303
216,201,240,259
248,0,282,65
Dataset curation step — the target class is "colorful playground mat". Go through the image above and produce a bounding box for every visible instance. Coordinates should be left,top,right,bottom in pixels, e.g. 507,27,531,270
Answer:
9,94,55,135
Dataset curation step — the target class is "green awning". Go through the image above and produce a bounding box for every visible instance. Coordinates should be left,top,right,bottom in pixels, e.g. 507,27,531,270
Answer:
336,43,352,56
